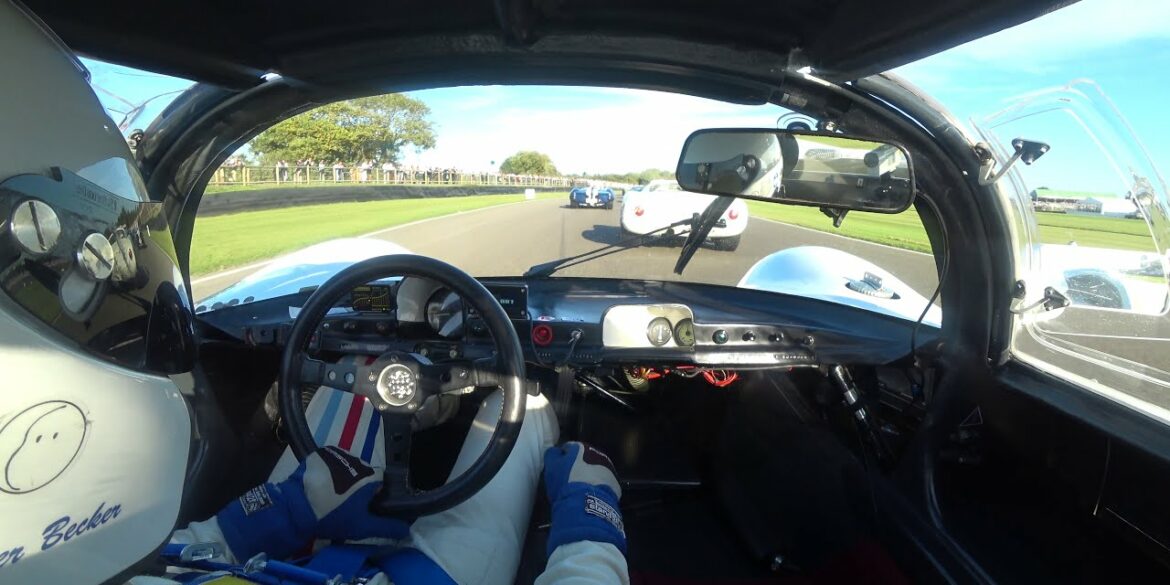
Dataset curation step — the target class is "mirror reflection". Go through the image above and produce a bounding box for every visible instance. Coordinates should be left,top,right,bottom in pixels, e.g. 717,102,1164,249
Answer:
677,129,915,213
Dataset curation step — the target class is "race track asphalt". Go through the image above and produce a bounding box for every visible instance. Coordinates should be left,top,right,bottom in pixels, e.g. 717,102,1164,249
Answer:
192,197,938,300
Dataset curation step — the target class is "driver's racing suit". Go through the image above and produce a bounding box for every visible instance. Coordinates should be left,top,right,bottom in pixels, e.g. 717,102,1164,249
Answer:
164,390,629,585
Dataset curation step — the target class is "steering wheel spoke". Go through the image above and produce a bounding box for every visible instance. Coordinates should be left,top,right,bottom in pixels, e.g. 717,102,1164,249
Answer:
420,357,500,395
297,353,360,392
376,412,415,502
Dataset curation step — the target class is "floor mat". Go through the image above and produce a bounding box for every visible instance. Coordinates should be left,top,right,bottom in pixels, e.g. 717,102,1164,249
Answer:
631,540,909,585
622,489,776,581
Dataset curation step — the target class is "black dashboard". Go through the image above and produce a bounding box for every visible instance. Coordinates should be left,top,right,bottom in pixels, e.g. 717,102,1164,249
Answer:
195,276,935,370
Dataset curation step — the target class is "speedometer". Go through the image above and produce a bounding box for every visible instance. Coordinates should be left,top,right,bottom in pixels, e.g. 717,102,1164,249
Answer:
425,289,464,338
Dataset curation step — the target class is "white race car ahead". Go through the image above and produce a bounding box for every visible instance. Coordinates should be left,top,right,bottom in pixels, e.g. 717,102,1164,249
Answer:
620,179,749,250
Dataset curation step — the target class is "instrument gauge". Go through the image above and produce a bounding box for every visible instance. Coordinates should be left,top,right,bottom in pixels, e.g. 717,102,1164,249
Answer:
425,289,464,338
58,267,102,320
674,318,696,347
351,284,393,312
647,317,673,347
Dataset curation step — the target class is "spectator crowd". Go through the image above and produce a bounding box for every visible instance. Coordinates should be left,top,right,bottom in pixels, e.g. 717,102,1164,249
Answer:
215,157,572,187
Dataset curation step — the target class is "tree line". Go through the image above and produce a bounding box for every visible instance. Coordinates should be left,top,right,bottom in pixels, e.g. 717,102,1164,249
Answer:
250,94,436,165
247,94,671,184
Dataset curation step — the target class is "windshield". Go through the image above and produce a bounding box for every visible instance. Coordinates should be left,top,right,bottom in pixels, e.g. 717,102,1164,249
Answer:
191,87,939,321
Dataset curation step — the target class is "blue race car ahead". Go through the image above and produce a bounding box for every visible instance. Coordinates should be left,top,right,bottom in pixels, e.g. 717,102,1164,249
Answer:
569,185,615,209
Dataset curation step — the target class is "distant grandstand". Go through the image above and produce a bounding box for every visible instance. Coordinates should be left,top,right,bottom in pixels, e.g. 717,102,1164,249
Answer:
1030,188,1138,217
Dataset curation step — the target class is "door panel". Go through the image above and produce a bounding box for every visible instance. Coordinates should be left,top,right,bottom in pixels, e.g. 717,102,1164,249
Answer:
929,362,1170,582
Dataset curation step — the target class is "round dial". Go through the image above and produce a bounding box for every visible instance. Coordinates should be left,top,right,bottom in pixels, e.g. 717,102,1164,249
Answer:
647,317,673,347
10,199,60,256
77,232,116,281
425,289,464,338
58,268,101,319
674,318,696,347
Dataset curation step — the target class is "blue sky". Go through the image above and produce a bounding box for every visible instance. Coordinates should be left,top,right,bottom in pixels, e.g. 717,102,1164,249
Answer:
84,0,1169,195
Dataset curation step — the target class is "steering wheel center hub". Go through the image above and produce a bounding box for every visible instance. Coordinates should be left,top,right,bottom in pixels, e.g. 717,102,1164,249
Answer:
377,363,418,406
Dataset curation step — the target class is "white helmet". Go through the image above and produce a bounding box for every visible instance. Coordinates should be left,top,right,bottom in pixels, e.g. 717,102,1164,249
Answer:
679,130,788,198
0,2,191,583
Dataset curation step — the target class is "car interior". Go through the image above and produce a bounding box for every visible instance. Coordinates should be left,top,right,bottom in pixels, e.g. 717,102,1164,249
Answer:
7,1,1170,583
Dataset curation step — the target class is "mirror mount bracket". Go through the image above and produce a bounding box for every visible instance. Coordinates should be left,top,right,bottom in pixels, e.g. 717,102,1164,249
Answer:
1009,285,1070,315
820,206,849,228
977,138,1050,186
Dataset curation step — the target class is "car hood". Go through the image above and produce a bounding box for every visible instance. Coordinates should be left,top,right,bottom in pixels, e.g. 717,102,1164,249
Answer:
196,238,410,312
25,0,1073,86
738,246,941,326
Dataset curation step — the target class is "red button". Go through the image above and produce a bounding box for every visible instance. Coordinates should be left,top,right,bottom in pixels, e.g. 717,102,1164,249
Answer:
532,324,554,346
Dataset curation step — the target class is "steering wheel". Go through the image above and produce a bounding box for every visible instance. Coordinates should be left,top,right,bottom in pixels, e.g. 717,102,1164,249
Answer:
278,254,526,518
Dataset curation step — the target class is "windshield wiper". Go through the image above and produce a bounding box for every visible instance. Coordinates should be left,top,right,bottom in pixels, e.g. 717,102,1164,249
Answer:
672,196,735,275
525,218,695,278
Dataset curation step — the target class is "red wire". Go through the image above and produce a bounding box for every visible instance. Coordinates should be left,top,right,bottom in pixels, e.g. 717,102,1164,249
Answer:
644,368,665,380
702,370,739,388
635,366,737,386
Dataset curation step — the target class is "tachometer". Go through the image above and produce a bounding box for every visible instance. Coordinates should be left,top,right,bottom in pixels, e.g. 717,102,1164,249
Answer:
425,289,464,338
674,318,695,347
647,317,673,346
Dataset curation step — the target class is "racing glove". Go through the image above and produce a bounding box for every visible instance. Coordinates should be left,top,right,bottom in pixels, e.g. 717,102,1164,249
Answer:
216,446,409,561
543,441,626,556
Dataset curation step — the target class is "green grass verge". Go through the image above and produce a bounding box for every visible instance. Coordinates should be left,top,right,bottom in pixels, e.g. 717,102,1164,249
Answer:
191,193,556,276
745,203,1158,254
745,201,933,252
1033,212,1155,251
1034,212,1151,237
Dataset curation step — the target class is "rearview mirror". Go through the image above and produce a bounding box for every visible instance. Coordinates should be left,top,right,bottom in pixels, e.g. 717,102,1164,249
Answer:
676,129,915,213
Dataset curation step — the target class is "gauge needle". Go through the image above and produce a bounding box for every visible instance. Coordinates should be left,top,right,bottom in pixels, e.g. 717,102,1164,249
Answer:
27,201,46,250
85,241,112,269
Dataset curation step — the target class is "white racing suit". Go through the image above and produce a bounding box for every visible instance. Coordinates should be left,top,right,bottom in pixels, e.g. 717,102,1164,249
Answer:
165,388,629,585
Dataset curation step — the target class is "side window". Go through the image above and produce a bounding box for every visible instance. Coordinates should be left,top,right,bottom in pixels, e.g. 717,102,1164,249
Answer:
979,81,1170,417
81,57,191,138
